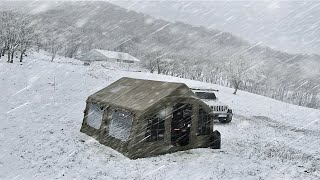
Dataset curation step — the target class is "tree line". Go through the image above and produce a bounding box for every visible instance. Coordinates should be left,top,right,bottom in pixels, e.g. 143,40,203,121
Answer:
0,11,83,63
140,50,320,109
1,10,319,110
0,11,36,63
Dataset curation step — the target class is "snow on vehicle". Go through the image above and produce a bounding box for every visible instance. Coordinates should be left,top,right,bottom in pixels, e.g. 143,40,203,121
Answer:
191,88,233,123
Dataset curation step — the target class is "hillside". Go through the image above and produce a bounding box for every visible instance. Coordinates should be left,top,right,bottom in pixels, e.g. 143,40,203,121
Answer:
0,52,319,179
1,2,320,81
0,1,319,109
114,1,320,55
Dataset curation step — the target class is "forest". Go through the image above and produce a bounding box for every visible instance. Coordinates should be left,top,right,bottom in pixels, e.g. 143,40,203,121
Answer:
1,1,319,109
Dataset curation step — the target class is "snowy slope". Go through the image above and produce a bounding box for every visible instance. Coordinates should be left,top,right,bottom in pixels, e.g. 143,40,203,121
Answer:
0,52,319,179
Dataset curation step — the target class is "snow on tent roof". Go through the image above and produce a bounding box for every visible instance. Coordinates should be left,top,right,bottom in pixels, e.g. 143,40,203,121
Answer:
87,77,200,113
94,49,140,62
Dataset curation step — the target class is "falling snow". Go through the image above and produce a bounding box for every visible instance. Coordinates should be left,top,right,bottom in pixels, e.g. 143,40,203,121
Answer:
0,1,320,179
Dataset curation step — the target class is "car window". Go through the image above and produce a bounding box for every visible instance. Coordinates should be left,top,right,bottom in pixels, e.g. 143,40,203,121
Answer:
195,92,217,100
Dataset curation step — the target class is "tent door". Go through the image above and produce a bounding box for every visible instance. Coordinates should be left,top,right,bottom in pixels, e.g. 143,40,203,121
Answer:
171,103,192,146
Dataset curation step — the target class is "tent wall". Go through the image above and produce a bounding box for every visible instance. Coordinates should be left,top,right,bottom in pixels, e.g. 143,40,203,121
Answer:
80,102,106,138
127,101,173,159
80,102,135,157
97,106,133,156
127,97,213,159
81,97,213,159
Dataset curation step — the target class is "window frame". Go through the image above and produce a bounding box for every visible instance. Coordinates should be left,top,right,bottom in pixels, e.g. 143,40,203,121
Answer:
145,108,166,142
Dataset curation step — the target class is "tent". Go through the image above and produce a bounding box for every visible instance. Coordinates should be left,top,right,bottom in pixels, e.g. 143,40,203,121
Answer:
80,77,220,159
80,49,140,64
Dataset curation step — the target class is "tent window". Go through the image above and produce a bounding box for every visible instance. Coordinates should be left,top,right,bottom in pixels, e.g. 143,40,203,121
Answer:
145,109,166,142
86,103,104,129
198,106,210,135
109,110,133,142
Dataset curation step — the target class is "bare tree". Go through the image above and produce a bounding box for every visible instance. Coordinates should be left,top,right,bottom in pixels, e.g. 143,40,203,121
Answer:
63,30,82,58
0,11,19,63
142,51,166,73
33,31,44,52
18,17,36,62
45,31,63,62
227,55,255,94
155,51,167,74
0,11,35,63
142,54,157,73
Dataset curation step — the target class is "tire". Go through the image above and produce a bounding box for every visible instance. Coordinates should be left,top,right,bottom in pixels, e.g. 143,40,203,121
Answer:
210,130,221,149
218,114,232,123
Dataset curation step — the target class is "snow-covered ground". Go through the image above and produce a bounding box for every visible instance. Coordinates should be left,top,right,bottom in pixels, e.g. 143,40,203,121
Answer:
0,52,319,179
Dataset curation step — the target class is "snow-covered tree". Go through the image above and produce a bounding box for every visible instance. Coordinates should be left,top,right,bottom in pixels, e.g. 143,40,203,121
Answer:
17,17,36,62
63,30,82,58
45,30,63,62
227,55,256,95
0,11,36,63
0,11,19,63
142,51,167,74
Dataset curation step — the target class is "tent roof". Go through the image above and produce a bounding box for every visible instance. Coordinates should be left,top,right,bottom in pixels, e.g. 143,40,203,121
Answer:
94,49,140,62
88,77,201,113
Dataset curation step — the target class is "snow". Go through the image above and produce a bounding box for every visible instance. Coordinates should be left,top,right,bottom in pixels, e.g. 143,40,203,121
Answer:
0,51,319,179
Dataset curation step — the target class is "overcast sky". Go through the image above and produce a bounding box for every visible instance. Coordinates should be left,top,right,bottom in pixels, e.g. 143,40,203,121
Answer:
110,0,320,55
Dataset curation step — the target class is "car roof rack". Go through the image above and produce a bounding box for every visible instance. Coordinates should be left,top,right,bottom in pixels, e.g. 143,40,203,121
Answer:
190,88,219,92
